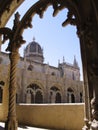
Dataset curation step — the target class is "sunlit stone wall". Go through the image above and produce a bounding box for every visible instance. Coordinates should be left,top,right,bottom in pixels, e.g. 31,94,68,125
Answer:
0,102,84,130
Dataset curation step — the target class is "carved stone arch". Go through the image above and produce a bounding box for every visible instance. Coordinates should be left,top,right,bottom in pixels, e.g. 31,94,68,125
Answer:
35,89,43,103
67,87,75,103
0,0,25,27
55,91,62,103
1,0,98,129
27,80,45,91
49,85,63,103
50,83,63,93
67,86,75,92
26,83,44,103
13,0,81,38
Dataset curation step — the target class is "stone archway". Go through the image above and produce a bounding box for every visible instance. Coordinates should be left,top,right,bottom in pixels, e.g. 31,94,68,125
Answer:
50,86,62,103
26,83,43,104
0,1,98,130
55,92,61,103
67,88,75,103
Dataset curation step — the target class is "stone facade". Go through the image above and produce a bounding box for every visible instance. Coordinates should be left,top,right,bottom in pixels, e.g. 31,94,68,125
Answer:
0,38,83,104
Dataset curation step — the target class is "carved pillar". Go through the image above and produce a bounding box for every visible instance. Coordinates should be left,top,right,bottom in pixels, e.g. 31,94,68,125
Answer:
78,13,98,129
77,28,91,130
26,90,31,103
90,77,98,130
45,74,49,103
21,68,27,103
5,52,19,130
82,71,91,130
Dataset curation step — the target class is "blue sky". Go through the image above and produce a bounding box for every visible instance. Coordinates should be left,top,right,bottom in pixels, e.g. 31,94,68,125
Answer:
2,0,83,80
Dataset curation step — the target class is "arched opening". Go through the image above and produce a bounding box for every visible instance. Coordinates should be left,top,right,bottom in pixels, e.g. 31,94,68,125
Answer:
71,93,75,103
0,1,98,130
67,88,75,103
31,92,34,103
1,1,98,130
1,0,83,105
35,91,43,103
27,83,43,103
50,86,61,103
55,92,61,103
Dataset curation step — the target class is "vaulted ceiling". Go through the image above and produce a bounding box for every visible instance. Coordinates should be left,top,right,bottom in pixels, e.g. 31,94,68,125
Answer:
0,0,98,28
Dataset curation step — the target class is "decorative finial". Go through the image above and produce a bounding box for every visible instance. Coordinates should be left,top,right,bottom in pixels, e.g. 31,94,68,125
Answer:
58,59,60,64
73,55,78,67
63,56,65,63
33,37,35,41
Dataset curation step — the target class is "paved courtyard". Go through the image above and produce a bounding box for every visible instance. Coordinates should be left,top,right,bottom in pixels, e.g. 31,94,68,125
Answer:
0,122,49,130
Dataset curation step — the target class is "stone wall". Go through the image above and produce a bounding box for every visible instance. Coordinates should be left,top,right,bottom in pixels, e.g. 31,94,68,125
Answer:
0,103,84,130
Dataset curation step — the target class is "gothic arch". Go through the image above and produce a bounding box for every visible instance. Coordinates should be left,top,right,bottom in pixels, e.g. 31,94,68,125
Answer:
0,0,24,27
26,83,43,103
66,86,76,94
55,92,62,103
0,0,98,130
26,80,45,90
50,86,62,103
67,87,75,103
50,83,64,92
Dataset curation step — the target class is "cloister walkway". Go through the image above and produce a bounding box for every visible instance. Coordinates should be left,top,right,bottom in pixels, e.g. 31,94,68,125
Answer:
0,122,49,130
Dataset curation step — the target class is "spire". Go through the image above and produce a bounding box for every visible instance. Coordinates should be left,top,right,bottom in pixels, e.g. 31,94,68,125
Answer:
58,59,60,64
63,56,65,63
73,55,78,67
33,36,35,41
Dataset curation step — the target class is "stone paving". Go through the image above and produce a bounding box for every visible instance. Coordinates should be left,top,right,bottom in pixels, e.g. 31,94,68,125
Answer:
0,122,49,130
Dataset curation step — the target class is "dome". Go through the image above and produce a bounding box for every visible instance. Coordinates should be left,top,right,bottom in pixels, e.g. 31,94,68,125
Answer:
25,38,43,55
24,37,44,63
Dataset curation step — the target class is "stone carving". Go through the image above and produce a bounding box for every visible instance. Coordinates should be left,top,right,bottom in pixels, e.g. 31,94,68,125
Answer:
0,12,25,130
0,0,98,130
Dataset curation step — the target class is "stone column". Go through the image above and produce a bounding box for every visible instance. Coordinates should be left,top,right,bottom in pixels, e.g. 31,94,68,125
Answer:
82,76,91,130
21,68,27,103
77,28,92,130
90,77,98,130
26,90,31,103
5,52,19,130
45,74,49,103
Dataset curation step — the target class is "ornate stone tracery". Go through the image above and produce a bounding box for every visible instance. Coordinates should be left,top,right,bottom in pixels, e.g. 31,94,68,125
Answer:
0,0,98,130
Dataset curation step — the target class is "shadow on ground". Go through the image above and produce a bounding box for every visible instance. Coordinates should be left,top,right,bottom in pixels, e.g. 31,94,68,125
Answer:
19,125,28,129
0,126,4,130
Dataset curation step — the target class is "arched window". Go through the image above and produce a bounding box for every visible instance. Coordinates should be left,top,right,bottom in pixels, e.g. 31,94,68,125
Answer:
56,92,61,103
50,86,61,103
27,83,43,104
31,92,34,103
67,88,75,103
28,64,33,71
35,91,43,103
71,93,75,103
